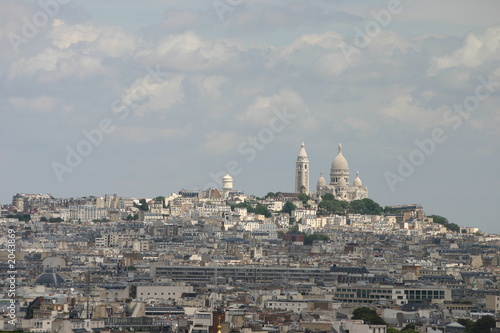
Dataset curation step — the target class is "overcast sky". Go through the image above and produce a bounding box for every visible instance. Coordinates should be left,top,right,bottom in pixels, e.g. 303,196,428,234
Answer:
1,0,499,232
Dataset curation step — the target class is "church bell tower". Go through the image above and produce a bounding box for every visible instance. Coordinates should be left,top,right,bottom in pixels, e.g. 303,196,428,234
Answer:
295,142,310,195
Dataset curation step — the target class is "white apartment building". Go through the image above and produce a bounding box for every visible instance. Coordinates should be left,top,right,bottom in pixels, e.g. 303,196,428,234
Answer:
68,205,108,222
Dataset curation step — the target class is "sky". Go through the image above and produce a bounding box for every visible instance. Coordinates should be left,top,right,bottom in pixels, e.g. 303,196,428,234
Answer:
0,0,499,232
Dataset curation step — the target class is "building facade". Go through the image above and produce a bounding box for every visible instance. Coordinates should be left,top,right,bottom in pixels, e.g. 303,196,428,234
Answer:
295,142,368,201
295,142,310,195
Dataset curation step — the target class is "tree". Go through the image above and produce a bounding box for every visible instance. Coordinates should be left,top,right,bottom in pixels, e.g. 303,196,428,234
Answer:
298,193,310,204
137,199,149,211
254,204,271,218
400,323,419,333
40,217,48,222
126,214,138,221
318,198,343,214
387,328,400,333
304,234,329,245
428,214,461,232
349,198,383,215
7,214,30,222
155,196,166,207
282,201,296,215
384,206,399,214
457,318,474,333
321,193,335,201
470,315,495,333
352,307,386,325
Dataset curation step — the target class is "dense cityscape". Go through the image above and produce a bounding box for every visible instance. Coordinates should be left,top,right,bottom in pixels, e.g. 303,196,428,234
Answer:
1,144,499,333
2,1,499,333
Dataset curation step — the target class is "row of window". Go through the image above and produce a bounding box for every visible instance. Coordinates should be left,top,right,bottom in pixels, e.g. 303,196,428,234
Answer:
334,289,446,299
337,288,392,294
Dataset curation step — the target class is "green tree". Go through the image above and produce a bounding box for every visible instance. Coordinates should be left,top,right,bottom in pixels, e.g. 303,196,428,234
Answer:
298,193,310,204
7,214,31,222
321,193,335,201
155,196,166,207
254,204,271,217
387,328,400,333
429,214,461,232
137,199,149,211
126,214,139,220
361,198,383,215
40,217,48,222
318,198,343,214
282,201,296,215
304,234,329,245
470,315,495,333
349,198,383,215
457,318,474,333
352,307,386,325
400,323,419,333
383,206,399,214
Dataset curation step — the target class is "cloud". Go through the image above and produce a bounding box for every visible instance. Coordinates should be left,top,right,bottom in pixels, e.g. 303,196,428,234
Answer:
367,30,417,57
9,95,57,113
50,20,141,58
237,89,309,127
136,31,245,72
202,75,227,99
202,131,242,155
428,25,500,75
344,117,371,131
268,31,351,76
119,73,185,117
378,94,449,131
8,47,103,81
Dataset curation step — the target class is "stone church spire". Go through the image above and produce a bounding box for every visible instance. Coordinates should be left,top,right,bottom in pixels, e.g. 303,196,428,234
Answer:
295,142,310,195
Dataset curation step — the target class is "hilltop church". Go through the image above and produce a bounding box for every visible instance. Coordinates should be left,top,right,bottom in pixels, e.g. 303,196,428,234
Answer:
295,142,368,201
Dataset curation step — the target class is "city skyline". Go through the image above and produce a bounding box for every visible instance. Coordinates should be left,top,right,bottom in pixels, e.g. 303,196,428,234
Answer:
0,1,499,232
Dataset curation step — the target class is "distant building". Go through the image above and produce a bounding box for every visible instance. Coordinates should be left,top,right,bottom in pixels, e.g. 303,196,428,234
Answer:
222,173,233,199
296,143,368,201
486,294,500,313
295,142,310,194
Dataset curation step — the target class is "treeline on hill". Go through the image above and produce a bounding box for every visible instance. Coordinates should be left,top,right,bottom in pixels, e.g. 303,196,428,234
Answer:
6,214,31,222
317,194,397,216
260,192,397,216
427,214,461,232
230,202,272,218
